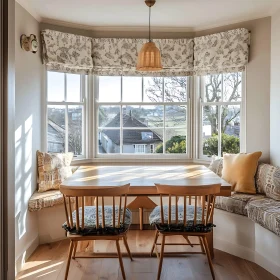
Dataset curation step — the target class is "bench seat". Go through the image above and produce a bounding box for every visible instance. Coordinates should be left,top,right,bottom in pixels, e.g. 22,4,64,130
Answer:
28,190,74,212
215,193,266,216
247,198,280,236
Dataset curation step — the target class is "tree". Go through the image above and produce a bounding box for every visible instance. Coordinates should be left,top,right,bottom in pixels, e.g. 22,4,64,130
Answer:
146,74,242,134
203,133,240,156
156,135,186,153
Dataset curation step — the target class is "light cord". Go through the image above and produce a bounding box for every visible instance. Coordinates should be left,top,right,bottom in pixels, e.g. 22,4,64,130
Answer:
149,6,151,42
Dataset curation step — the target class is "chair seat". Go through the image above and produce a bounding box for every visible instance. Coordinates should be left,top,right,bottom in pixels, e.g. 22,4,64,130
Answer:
149,205,214,232
62,206,132,235
247,198,280,236
215,193,266,216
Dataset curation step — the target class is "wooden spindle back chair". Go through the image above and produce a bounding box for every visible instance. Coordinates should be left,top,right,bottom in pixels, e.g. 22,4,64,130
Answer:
150,183,221,280
60,183,132,280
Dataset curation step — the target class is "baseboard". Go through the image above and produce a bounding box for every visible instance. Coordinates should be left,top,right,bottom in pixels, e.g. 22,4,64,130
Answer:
15,235,39,275
255,251,280,279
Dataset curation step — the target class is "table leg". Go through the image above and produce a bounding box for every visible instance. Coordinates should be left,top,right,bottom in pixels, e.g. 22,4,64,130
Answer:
139,207,143,230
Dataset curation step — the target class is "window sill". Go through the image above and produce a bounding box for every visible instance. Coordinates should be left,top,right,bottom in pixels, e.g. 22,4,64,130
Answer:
71,157,211,166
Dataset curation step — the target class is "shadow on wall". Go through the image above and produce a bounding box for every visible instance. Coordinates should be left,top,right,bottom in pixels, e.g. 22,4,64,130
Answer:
15,114,38,271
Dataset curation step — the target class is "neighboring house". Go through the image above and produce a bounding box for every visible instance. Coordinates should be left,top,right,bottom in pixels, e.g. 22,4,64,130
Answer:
47,119,65,153
100,113,163,154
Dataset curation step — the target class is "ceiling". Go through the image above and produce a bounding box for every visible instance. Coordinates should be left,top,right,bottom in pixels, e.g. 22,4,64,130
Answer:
17,0,280,31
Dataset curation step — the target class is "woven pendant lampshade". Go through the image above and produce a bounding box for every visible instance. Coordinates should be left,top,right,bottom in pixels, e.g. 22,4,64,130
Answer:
136,0,162,71
137,42,162,71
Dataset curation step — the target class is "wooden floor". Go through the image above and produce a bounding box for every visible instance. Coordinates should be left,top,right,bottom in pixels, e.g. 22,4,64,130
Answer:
16,230,279,280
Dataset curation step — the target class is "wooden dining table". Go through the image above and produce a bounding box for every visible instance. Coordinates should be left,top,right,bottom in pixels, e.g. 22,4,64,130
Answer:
61,164,231,258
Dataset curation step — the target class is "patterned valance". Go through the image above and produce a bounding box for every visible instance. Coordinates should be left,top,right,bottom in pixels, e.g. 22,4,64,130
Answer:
194,28,250,75
41,28,250,76
41,30,93,74
91,38,194,76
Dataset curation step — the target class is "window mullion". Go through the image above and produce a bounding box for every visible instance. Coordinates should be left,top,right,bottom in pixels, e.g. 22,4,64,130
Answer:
65,104,69,153
218,105,222,157
163,105,166,154
120,104,123,154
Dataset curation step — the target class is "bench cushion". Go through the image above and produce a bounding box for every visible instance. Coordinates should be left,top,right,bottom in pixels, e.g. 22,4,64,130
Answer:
28,190,74,212
215,193,265,216
256,163,280,200
247,198,280,236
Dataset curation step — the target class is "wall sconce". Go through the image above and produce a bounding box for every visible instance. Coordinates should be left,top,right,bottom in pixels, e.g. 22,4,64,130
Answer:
20,34,38,53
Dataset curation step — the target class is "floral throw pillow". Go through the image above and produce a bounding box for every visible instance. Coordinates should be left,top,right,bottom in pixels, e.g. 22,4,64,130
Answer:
256,163,280,200
208,156,223,177
37,151,74,193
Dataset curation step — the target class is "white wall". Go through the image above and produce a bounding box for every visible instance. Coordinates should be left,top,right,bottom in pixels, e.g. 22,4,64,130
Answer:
15,2,42,273
270,10,280,166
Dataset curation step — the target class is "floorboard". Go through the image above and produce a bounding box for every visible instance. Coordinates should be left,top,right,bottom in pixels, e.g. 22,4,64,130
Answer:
16,230,279,280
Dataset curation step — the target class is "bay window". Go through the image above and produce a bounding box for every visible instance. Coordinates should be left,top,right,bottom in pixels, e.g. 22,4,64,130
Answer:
44,70,244,161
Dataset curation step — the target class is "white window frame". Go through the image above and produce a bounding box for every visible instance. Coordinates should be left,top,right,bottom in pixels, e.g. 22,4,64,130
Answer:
197,71,246,160
43,70,246,164
94,76,191,159
135,144,146,154
44,71,88,159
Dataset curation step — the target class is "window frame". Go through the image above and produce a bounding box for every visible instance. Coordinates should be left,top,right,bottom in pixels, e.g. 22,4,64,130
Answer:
43,69,246,163
93,76,192,159
197,71,246,160
44,71,88,159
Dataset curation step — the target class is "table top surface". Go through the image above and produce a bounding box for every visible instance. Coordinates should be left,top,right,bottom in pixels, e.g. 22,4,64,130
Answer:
60,165,231,196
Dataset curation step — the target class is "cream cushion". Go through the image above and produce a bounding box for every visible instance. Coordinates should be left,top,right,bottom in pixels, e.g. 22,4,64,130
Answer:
222,152,262,194
37,151,74,192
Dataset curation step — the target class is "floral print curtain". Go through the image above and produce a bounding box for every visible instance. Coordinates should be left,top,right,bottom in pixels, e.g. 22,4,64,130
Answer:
194,28,250,75
91,38,194,76
41,30,93,74
41,28,250,76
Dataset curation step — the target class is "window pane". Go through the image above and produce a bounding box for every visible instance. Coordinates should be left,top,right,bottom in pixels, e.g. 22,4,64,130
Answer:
47,72,64,102
164,77,187,102
123,77,142,102
123,128,163,154
221,105,240,154
98,76,121,102
122,105,163,127
165,128,186,154
98,106,120,127
143,77,163,102
98,129,120,154
165,105,187,127
68,105,83,156
47,105,65,153
204,74,222,102
223,72,242,102
202,105,218,156
66,74,81,102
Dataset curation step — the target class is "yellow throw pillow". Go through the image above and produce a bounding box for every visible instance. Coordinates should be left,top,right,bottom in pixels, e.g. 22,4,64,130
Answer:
222,152,262,194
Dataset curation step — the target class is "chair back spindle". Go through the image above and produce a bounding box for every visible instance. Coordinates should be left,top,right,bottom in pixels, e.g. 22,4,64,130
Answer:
155,184,220,230
61,184,130,234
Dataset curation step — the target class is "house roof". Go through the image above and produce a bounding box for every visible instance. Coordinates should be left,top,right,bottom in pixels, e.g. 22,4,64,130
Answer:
102,113,162,145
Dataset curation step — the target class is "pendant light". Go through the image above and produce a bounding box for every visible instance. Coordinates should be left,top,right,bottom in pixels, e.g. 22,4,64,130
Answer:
136,0,163,71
